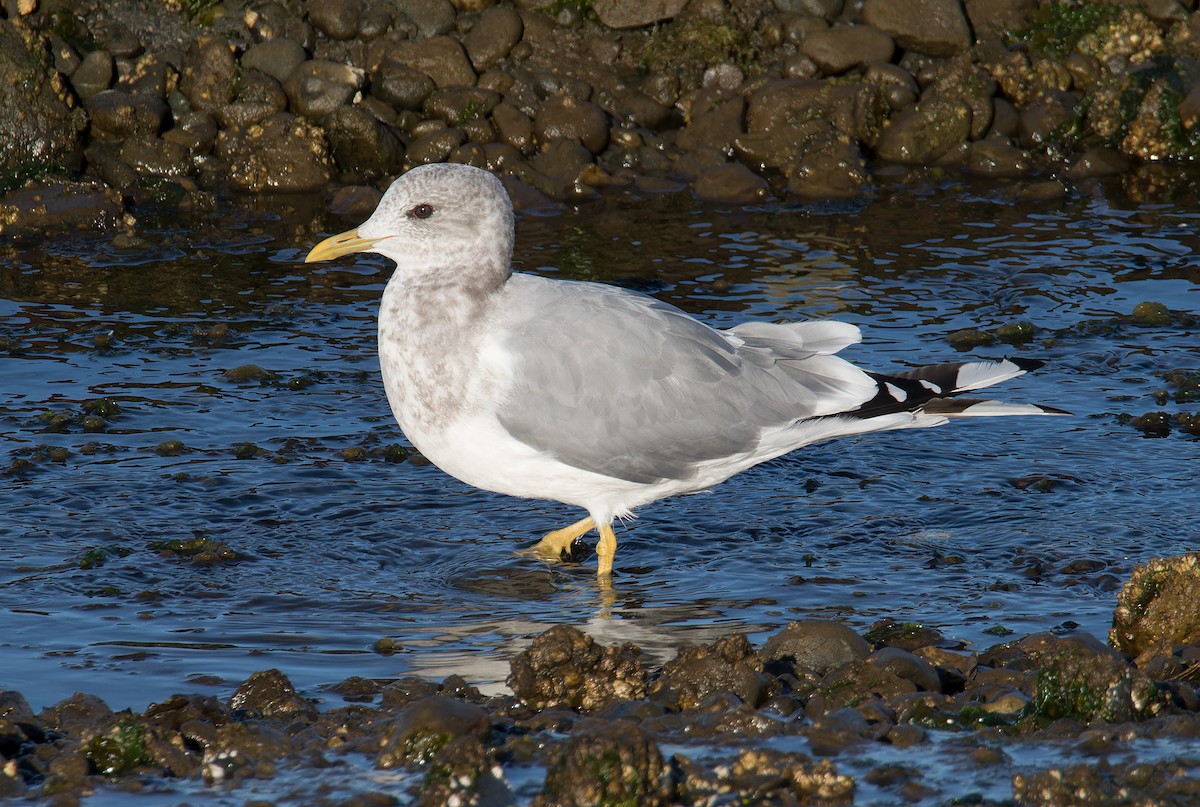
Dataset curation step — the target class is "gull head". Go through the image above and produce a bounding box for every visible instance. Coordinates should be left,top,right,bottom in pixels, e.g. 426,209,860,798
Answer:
305,163,515,291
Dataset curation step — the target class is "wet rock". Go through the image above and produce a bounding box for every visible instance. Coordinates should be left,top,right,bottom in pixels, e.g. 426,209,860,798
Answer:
325,105,405,181
426,87,502,126
1014,759,1200,805
71,49,115,101
462,5,524,72
530,138,595,189
308,0,362,40
41,692,116,737
406,125,467,164
119,135,189,177
492,102,534,152
692,162,769,203
87,89,168,141
418,735,513,806
676,92,745,153
0,181,128,236
810,658,917,715
1018,98,1076,150
863,0,972,57
656,634,772,709
0,20,85,177
801,25,894,75
387,36,477,88
593,0,688,29
241,38,308,85
405,0,458,38
229,668,318,722
534,95,610,155
180,36,237,116
964,139,1031,178
1112,554,1200,657
1022,634,1164,724
508,624,648,711
762,619,871,676
284,60,365,121
1130,300,1171,326
1068,146,1131,179
373,62,437,111
788,126,871,199
875,97,972,164
535,721,672,806
215,112,333,192
377,695,490,768
869,647,942,692
728,748,854,803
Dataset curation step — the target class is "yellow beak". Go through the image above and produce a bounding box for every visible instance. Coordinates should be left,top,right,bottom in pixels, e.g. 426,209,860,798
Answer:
304,229,382,263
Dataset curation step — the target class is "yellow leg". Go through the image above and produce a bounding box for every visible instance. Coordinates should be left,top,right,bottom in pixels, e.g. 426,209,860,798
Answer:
531,516,594,560
596,523,617,579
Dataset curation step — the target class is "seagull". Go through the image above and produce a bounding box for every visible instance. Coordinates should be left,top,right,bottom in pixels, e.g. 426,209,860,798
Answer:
305,163,1068,579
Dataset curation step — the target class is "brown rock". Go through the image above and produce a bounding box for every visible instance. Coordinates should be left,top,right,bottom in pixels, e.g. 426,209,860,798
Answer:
593,0,688,29
308,0,362,40
228,668,318,722
180,36,237,115
86,89,168,141
492,102,534,152
463,5,524,71
863,0,972,57
677,93,745,152
801,25,894,75
763,619,871,676
215,112,333,192
283,60,365,121
657,634,772,709
533,95,610,154
508,624,648,711
389,36,477,88
536,721,672,806
874,97,971,164
692,162,770,203
241,38,307,85
1112,554,1200,657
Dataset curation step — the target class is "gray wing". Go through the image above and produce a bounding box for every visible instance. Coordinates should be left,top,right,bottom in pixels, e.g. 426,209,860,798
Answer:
491,275,872,484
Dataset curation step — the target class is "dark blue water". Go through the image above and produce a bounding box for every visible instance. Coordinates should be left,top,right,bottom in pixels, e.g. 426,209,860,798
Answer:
2,177,1198,720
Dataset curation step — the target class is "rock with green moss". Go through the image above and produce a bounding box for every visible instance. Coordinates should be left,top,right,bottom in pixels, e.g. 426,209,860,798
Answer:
1111,554,1200,657
1022,633,1164,724
377,695,491,768
535,720,673,806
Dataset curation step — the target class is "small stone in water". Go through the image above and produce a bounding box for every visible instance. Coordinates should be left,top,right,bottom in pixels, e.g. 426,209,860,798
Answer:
946,328,996,348
1131,301,1170,326
996,321,1035,342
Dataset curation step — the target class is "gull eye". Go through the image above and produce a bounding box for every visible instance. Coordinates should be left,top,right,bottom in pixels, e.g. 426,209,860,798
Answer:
409,203,435,219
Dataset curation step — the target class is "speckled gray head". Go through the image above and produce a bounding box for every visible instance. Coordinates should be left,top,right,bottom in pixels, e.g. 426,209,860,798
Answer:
305,163,515,294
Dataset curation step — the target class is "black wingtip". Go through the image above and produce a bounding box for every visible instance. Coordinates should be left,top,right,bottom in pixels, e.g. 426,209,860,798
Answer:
1009,357,1047,372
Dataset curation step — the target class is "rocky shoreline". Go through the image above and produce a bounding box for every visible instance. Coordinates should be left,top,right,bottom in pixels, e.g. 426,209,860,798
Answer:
3,554,1200,803
4,0,1200,236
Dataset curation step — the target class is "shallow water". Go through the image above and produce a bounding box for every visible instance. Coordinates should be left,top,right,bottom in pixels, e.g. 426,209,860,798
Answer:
2,173,1198,727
